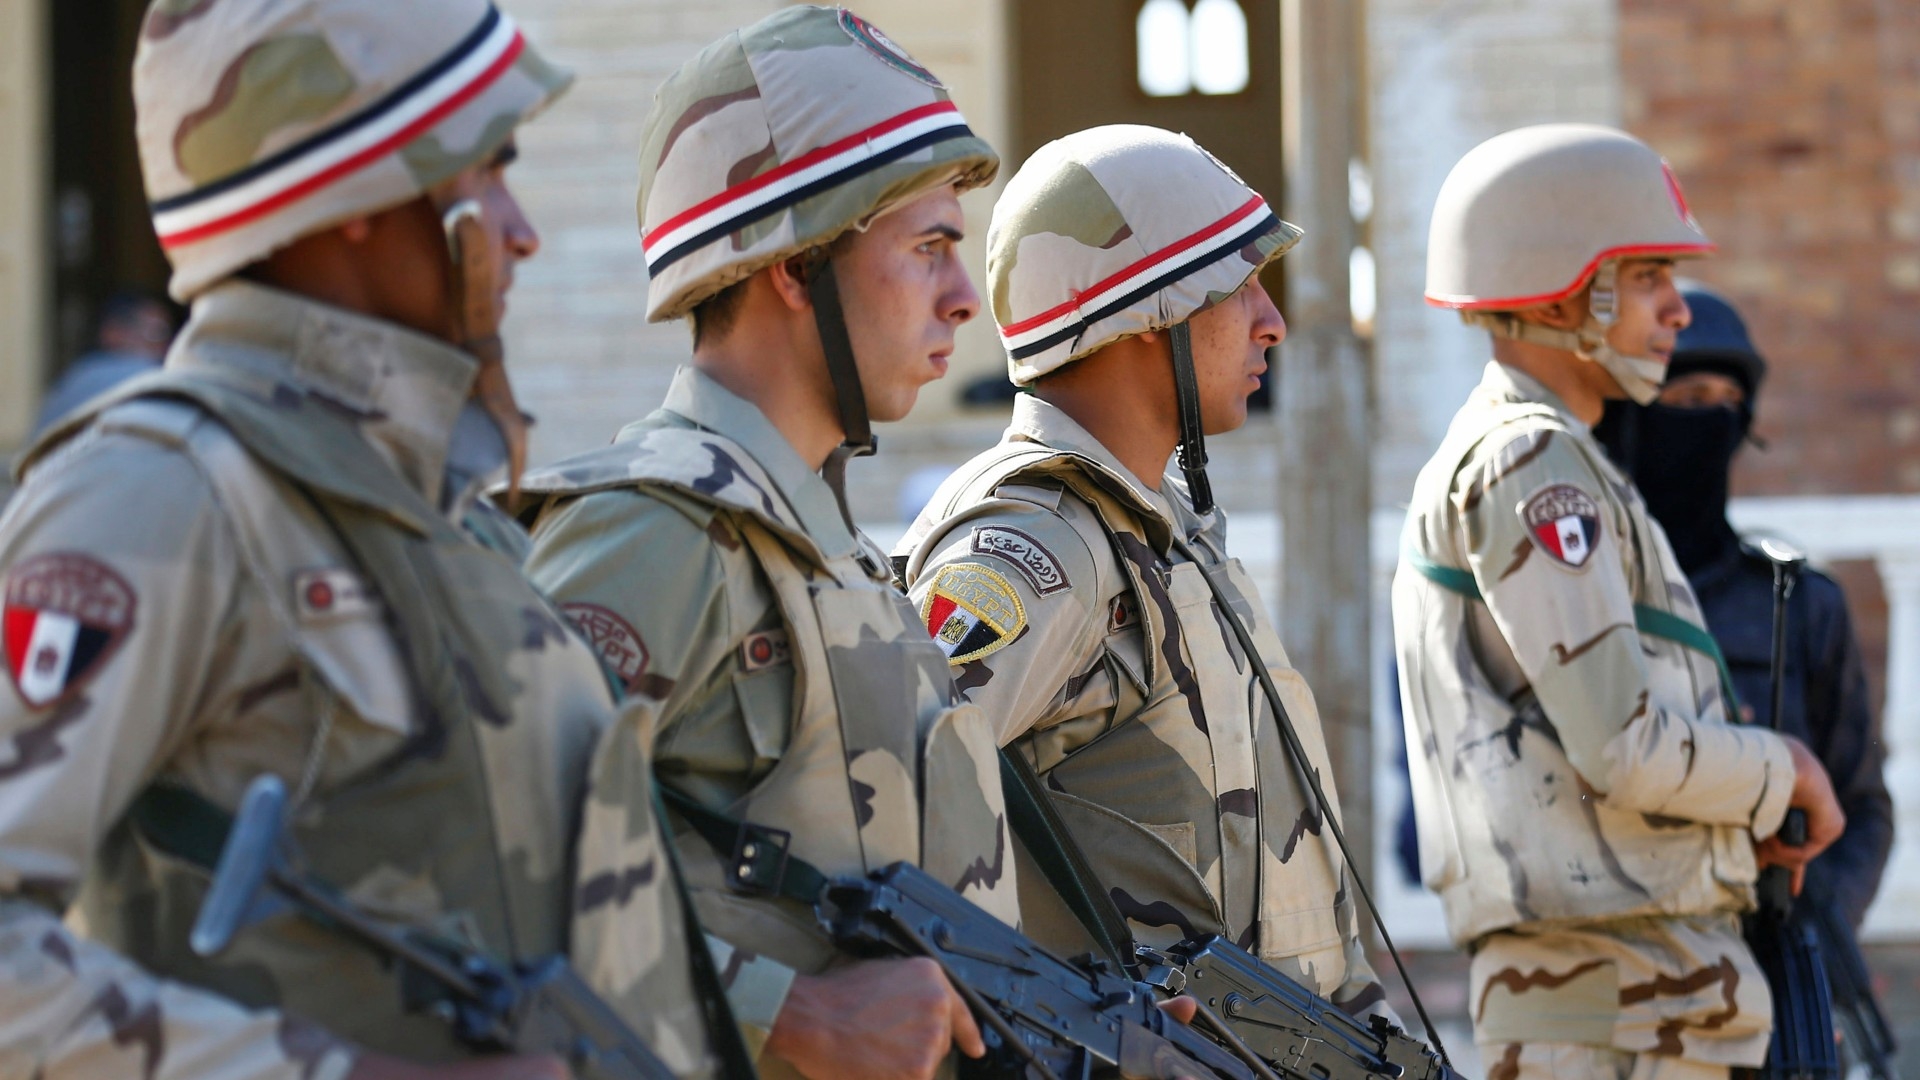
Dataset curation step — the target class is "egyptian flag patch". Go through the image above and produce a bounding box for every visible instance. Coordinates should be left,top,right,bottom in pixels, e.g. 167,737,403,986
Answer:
3,554,137,708
1521,483,1602,570
920,564,1026,665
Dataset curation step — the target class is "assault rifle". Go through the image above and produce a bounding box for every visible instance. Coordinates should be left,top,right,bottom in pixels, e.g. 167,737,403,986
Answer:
1803,877,1901,1079
1738,540,1839,1080
820,861,1264,1080
192,774,678,1080
1136,936,1463,1080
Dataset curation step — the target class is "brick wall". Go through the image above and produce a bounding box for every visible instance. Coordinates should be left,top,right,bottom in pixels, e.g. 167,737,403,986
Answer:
1620,0,1920,712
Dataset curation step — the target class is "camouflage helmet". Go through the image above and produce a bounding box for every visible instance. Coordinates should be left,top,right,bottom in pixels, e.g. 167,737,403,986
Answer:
136,0,572,302
1425,124,1714,404
638,6,999,322
988,124,1301,386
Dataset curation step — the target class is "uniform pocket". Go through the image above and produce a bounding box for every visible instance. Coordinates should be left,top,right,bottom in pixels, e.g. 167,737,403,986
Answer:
1139,819,1199,868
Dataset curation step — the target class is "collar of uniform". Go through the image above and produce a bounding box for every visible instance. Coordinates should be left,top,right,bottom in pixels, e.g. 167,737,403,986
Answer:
647,366,856,558
1005,394,1182,535
172,280,480,507
1480,360,1589,434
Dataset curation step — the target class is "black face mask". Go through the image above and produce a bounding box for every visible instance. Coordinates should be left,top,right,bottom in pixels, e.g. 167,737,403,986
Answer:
1592,401,1751,574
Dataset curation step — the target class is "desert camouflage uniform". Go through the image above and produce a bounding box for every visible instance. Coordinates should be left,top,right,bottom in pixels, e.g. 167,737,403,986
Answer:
896,395,1387,1014
0,282,709,1077
1394,361,1798,1069
519,367,1018,1073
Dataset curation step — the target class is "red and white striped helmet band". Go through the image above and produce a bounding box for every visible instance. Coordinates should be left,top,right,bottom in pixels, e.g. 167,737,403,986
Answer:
149,4,525,251
998,193,1279,362
641,100,975,276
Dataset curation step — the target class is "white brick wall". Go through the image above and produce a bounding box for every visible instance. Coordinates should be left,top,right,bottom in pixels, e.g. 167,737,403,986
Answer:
1365,0,1623,506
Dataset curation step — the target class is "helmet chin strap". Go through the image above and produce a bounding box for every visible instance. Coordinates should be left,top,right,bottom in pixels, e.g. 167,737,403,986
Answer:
1462,260,1666,406
438,198,531,504
1168,321,1215,516
801,249,876,535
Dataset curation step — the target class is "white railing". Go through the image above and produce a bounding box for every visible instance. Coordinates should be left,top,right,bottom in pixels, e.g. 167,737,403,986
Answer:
872,493,1920,947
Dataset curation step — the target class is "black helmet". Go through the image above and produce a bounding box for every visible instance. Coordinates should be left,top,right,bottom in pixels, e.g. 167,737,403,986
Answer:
1670,280,1766,401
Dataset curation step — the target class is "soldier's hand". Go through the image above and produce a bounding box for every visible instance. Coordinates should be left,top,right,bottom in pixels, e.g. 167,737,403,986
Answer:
347,1052,570,1080
1157,995,1200,1025
767,956,985,1080
1755,735,1845,894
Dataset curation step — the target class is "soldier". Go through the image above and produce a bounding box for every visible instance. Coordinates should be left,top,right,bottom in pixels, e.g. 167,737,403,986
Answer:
0,1,724,1076
893,125,1392,1018
1395,124,1845,1079
515,8,1016,1079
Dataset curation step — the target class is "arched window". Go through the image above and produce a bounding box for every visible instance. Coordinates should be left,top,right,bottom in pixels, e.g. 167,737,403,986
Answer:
1136,0,1250,98
1136,0,1192,97
1190,0,1249,96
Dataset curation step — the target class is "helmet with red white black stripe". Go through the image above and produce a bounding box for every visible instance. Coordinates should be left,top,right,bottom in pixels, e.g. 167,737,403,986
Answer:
637,6,998,322
135,0,571,302
986,124,1300,386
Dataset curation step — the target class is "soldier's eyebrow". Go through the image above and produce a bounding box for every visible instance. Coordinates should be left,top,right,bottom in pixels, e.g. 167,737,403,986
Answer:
490,141,520,168
919,224,965,243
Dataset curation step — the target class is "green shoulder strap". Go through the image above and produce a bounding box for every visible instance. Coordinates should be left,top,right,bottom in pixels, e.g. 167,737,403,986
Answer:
1403,542,1742,714
997,748,1133,969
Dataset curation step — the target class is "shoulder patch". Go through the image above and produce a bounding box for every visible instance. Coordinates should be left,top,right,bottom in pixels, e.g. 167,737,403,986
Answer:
740,628,791,672
3,553,137,709
292,568,377,623
1520,483,1601,570
560,602,650,693
970,525,1071,596
920,564,1027,665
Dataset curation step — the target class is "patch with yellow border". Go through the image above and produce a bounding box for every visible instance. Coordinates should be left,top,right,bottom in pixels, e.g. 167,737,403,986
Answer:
920,563,1026,665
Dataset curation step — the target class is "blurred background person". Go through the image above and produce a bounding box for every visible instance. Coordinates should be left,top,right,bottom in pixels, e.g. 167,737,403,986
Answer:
31,288,175,438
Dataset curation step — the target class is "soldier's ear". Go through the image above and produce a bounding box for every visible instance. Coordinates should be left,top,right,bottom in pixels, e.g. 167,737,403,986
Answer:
1514,297,1584,331
768,256,813,313
339,218,374,244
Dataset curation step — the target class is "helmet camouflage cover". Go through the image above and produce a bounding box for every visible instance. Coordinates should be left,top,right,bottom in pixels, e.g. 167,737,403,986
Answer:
638,5,999,322
136,0,572,302
987,124,1301,385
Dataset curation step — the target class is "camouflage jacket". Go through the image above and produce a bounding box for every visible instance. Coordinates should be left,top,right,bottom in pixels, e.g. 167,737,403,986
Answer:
518,366,1018,1072
0,282,704,1079
1393,361,1796,1062
895,395,1385,1014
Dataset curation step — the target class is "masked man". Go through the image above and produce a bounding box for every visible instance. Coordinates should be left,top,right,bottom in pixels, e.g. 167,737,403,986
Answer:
0,2,724,1076
1395,125,1845,1079
515,9,1017,1079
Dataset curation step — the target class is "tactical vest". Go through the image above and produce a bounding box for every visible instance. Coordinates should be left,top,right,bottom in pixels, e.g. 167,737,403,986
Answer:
34,367,612,1059
518,423,1017,975
914,442,1356,993
1401,398,1761,939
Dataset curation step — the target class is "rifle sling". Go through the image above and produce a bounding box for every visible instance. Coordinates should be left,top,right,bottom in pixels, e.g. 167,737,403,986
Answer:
1169,534,1454,1069
656,783,831,906
1404,544,1743,713
997,747,1134,970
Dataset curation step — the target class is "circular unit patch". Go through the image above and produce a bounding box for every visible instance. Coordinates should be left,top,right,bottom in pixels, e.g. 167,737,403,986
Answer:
839,10,944,88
